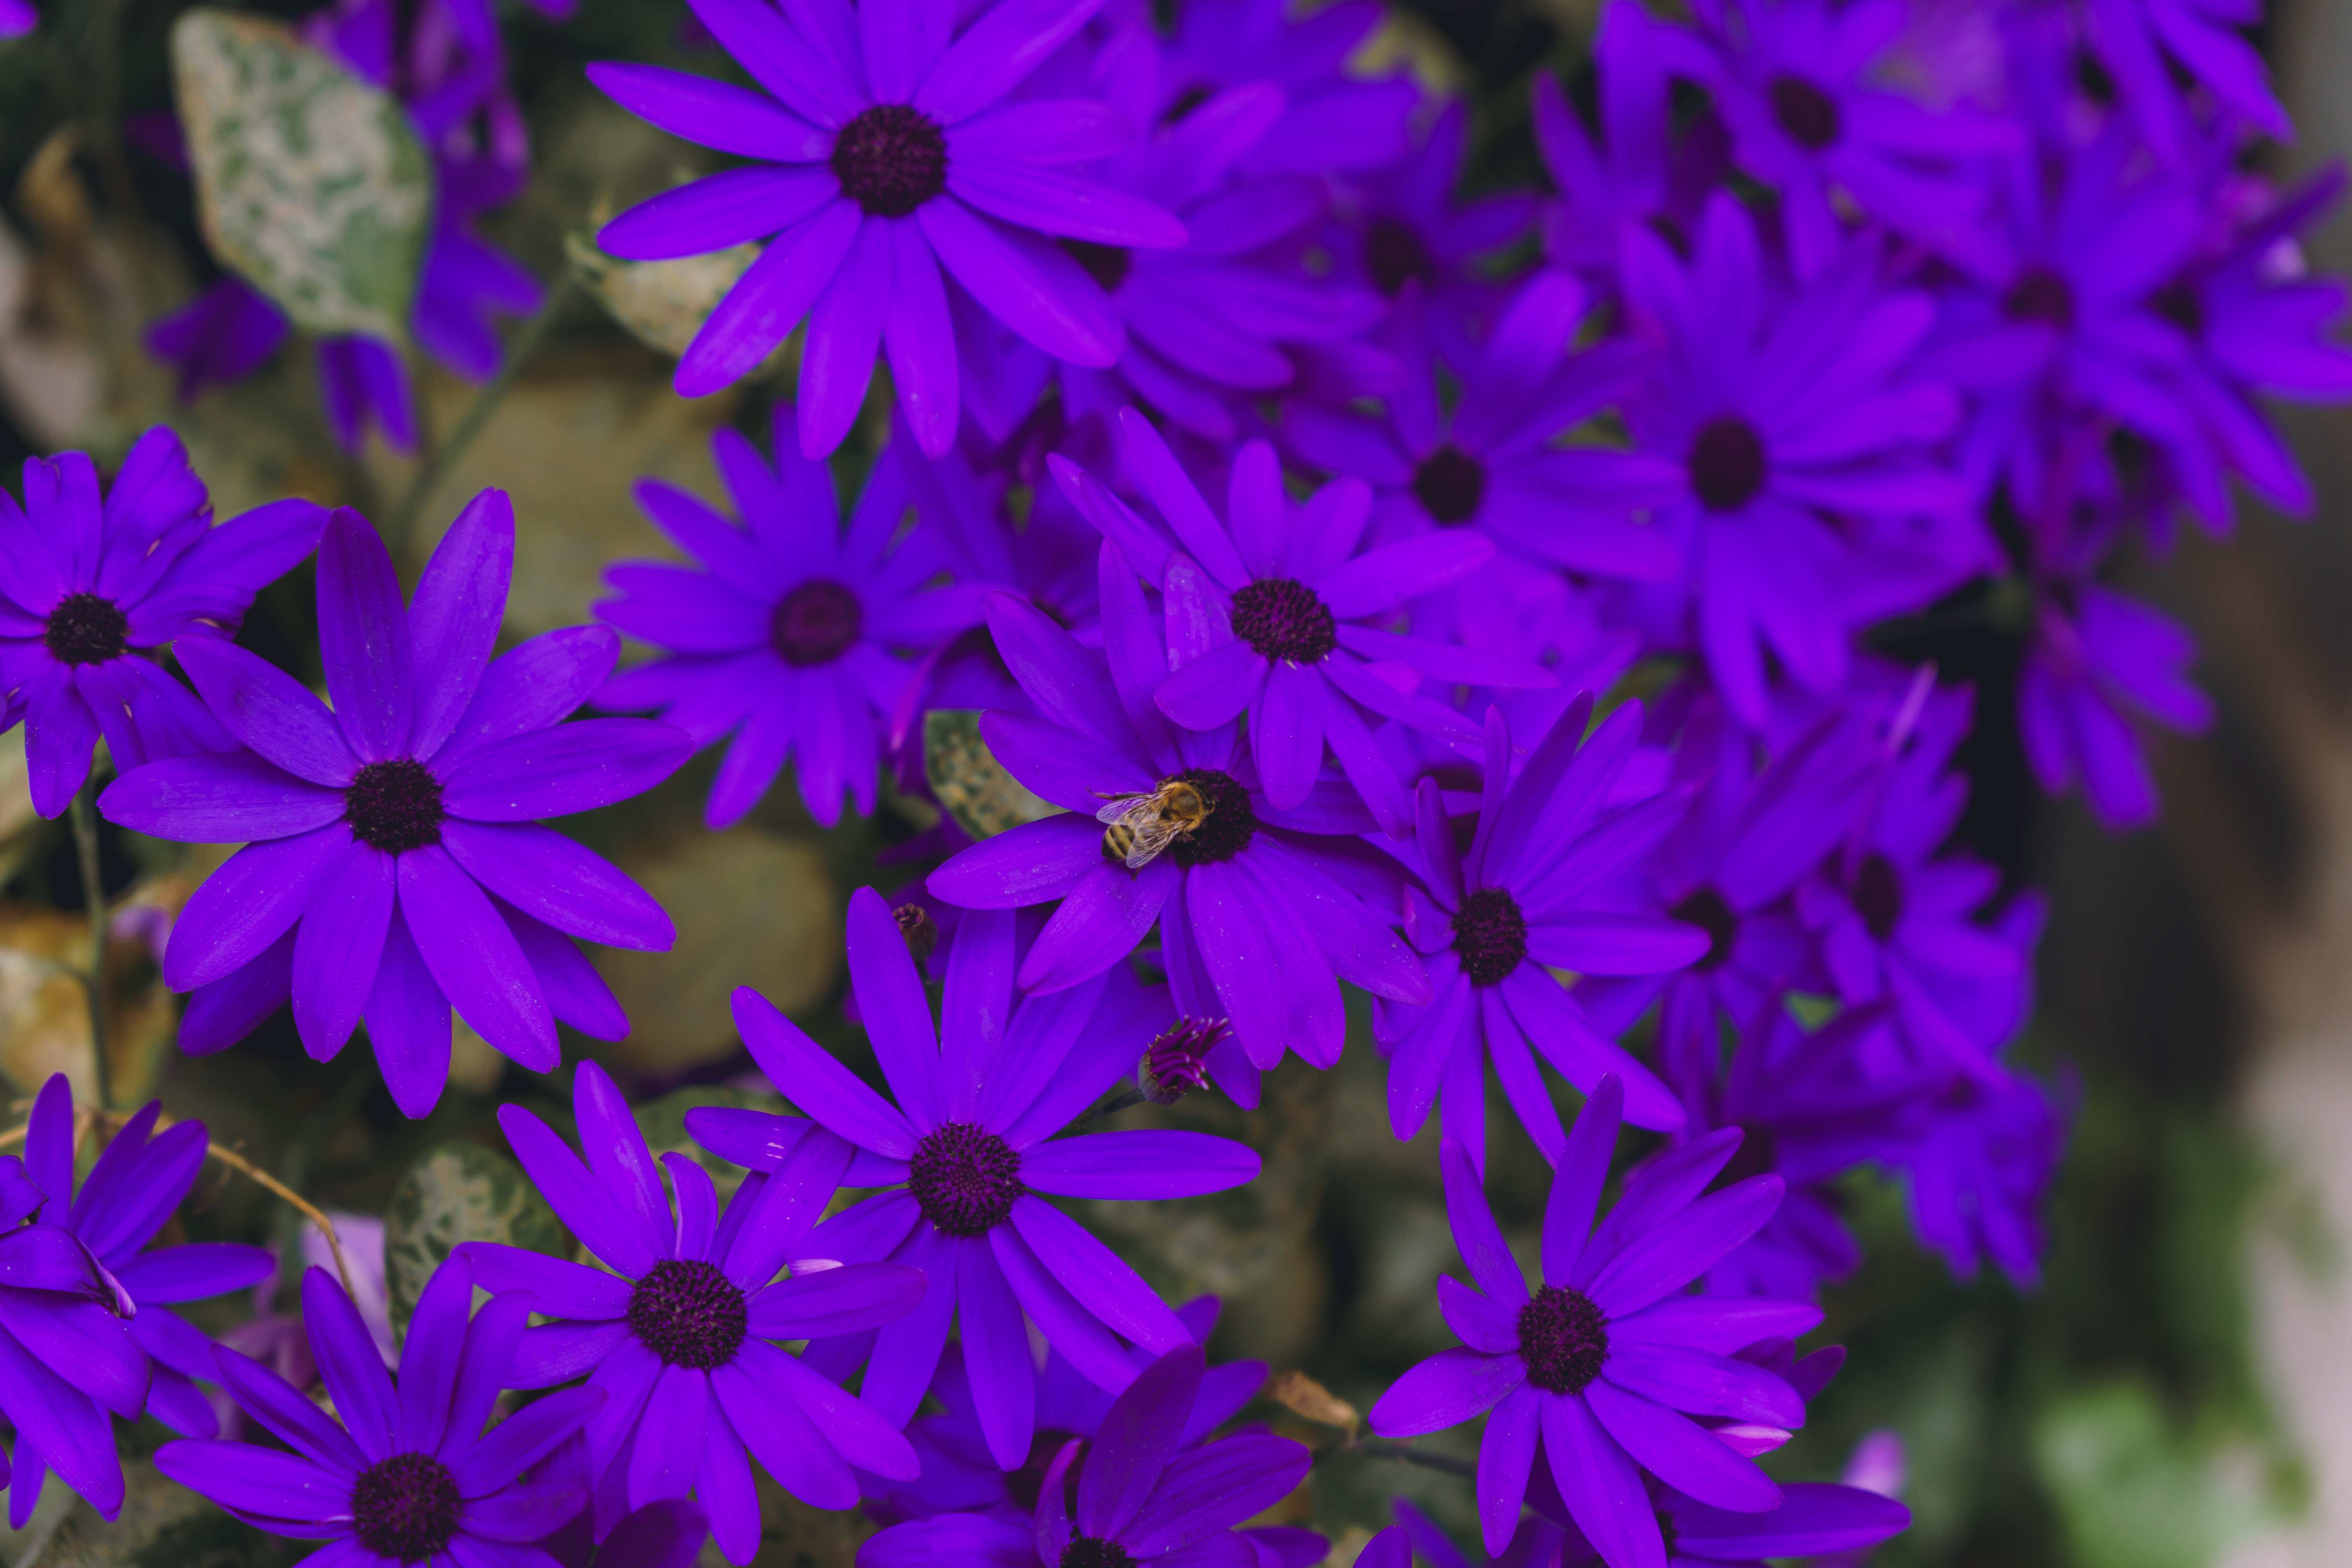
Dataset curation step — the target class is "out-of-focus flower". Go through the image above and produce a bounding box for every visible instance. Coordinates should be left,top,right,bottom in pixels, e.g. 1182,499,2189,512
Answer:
102,499,689,1115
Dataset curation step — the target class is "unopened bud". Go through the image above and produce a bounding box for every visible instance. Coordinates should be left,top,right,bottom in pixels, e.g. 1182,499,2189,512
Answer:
894,903,939,966
1138,1018,1229,1105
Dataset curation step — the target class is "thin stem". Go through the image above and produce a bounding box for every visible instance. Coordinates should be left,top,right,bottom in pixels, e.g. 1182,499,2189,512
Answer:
381,270,576,565
1068,1088,1145,1135
67,786,111,1111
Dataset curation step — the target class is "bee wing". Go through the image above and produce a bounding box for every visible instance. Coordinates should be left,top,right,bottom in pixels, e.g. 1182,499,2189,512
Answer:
1123,814,1186,868
1097,795,1157,828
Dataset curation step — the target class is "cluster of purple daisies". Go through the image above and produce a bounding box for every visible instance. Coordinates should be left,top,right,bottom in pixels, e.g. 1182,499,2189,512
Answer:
0,0,2337,1562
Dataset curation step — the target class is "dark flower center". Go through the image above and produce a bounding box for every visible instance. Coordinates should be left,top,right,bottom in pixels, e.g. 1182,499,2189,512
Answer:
894,902,940,965
1140,1018,1228,1104
1063,241,1133,293
1854,851,1903,941
1412,445,1487,525
1365,216,1437,297
1719,1121,1781,1188
1769,74,1842,149
1452,887,1528,987
832,104,949,217
628,1258,748,1369
772,579,864,666
1061,1537,1138,1568
43,592,128,666
1688,417,1768,512
909,1122,1022,1237
1165,769,1256,865
2150,279,2204,338
2003,265,2076,329
350,1452,462,1563
345,759,446,855
1229,578,1337,664
1518,1283,1609,1394
1670,886,1737,971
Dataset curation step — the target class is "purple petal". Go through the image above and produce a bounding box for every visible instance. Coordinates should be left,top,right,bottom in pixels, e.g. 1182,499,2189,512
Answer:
627,1363,708,1507
1584,1176,1785,1319
1543,1076,1621,1284
1009,1194,1190,1354
711,1355,859,1508
1080,1346,1203,1539
109,1243,272,1305
950,160,1185,248
1365,1348,1524,1438
441,626,623,764
919,199,1121,366
913,0,1101,123
460,1244,634,1320
741,1334,917,1478
407,489,514,758
439,719,691,822
844,886,946,1129
315,508,414,762
304,1266,398,1457
1020,1132,1259,1200
1599,1343,1803,1427
174,639,357,785
1440,1139,1529,1307
442,820,672,949
1541,1392,1663,1568
363,915,453,1118
458,1385,604,1495
149,1441,346,1523
677,200,862,397
496,1105,659,1279
209,1345,364,1474
989,1221,1136,1393
586,61,828,160
158,826,348,990
746,1260,926,1338
1477,1384,1541,1555
1609,1298,1824,1355
0,1290,148,1417
292,844,394,1058
955,1236,1037,1470
852,1225,956,1427
1120,1434,1312,1556
733,987,921,1156
1670,1482,1910,1557
100,752,347,844
397,847,556,1069
1583,1380,1780,1512
721,1123,853,1287
798,220,891,457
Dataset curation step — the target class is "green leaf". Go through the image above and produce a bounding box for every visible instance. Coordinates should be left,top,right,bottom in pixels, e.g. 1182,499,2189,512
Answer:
382,1142,568,1338
924,709,1059,841
171,8,433,345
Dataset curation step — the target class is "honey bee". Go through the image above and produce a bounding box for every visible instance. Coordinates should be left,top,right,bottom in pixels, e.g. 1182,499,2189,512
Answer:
1094,779,1215,869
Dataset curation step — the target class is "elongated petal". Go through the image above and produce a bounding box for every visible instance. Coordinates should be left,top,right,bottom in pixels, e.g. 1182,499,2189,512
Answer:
1583,1379,1780,1512
1366,1348,1524,1437
175,639,356,785
316,508,414,762
732,988,920,1156
1019,1132,1259,1199
398,847,557,1070
440,720,692,821
151,1441,347,1523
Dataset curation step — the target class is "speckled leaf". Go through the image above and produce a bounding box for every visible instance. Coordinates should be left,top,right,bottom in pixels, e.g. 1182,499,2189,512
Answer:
924,709,1059,841
383,1142,567,1337
566,227,764,360
171,8,431,344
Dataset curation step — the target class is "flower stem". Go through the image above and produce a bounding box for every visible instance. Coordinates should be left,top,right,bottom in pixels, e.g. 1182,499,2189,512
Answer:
1341,1438,1478,1479
1069,1088,1145,1135
68,784,111,1111
382,269,577,567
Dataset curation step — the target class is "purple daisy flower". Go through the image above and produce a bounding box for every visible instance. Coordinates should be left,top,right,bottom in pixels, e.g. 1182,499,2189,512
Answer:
100,497,691,1115
1013,26,1390,446
593,410,987,828
1668,1007,1925,1302
1367,1078,1819,1567
704,890,1259,1472
156,1257,604,1568
0,428,325,818
924,539,1430,1074
858,1344,1312,1568
1284,272,1679,604
1330,100,1539,358
1576,704,1875,1112
4,1076,276,1525
866,1293,1265,1524
2138,165,2352,534
590,0,1186,456
1156,0,1416,178
1376,700,1707,1174
460,1060,926,1563
1674,0,2017,276
1612,194,1969,725
1532,1439,1911,1567
1060,410,1550,831
1533,10,1728,289
2083,0,2288,159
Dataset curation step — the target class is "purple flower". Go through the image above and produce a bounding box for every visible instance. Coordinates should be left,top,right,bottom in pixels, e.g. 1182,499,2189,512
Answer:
1367,1079,1819,1566
1536,1458,1911,1568
0,428,326,818
867,1293,1265,1525
1156,0,1416,178
699,890,1259,1472
155,1258,604,1566
144,278,293,402
1577,704,1875,1114
2082,0,2288,159
1330,100,1538,356
924,538,1430,1075
1533,11,1728,289
1612,195,1969,725
1020,26,1390,446
1284,272,1679,608
100,497,691,1115
593,412,987,828
1674,0,2017,276
858,1344,1312,1568
460,1060,926,1563
3,1076,275,1525
1060,410,1550,831
590,0,1187,455
1376,700,1706,1174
